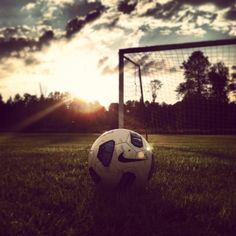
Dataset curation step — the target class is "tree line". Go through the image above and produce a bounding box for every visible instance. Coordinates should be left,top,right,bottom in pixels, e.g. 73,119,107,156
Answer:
0,50,235,133
0,92,118,132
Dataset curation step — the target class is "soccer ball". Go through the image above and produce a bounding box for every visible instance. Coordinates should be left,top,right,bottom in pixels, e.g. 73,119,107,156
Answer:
88,129,154,190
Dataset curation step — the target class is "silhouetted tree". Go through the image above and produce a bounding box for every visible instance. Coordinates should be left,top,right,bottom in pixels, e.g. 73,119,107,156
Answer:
208,62,229,103
228,65,236,101
150,79,162,103
176,51,210,99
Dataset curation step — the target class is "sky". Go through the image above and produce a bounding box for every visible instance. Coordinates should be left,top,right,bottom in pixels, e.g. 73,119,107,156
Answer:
0,0,235,107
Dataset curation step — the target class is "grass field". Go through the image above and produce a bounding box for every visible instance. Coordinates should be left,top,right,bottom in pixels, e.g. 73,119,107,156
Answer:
0,133,236,236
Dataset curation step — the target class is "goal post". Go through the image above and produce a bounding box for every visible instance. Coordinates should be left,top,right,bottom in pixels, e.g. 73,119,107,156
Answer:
118,38,236,134
118,51,124,128
119,52,146,130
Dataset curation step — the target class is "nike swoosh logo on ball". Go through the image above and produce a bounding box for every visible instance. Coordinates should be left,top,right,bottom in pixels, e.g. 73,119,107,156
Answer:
118,152,146,163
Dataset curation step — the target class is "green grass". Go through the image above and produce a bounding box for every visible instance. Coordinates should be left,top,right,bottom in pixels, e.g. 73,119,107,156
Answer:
0,134,236,236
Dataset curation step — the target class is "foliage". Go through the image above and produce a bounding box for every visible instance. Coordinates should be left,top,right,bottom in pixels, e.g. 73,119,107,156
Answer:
0,90,236,133
176,51,210,99
0,92,114,133
176,50,236,104
208,62,229,103
125,99,236,134
150,79,162,103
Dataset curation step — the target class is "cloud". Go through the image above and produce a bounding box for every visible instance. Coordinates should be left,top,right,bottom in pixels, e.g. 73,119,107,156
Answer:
97,55,117,76
24,56,40,66
208,7,236,35
0,38,35,59
1,0,105,40
177,22,206,37
98,56,109,68
180,0,234,8
0,28,56,63
159,28,172,35
225,5,236,20
127,54,178,76
0,26,33,40
93,16,120,30
176,8,217,26
136,0,235,36
66,5,105,37
118,0,137,14
101,65,117,75
140,1,181,19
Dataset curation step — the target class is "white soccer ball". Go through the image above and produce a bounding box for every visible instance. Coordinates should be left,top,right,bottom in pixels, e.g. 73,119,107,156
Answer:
88,129,154,190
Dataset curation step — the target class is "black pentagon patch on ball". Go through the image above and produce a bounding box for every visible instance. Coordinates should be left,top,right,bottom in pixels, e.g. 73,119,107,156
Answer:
97,140,115,167
89,167,101,184
130,132,143,148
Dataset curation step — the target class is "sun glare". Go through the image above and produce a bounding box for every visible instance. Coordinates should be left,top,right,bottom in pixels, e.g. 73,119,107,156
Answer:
1,37,118,108
41,39,117,108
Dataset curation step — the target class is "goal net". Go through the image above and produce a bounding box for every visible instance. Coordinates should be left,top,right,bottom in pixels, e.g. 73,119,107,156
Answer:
119,39,236,134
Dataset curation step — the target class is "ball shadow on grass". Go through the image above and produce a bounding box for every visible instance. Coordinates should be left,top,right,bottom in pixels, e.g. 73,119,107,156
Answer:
86,182,206,236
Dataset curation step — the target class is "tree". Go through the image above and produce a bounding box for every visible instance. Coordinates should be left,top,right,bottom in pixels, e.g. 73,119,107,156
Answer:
228,65,236,102
150,79,162,103
176,51,210,99
208,62,229,103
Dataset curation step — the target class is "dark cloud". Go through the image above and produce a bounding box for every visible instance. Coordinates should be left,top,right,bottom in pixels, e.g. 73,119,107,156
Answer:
142,0,234,20
142,1,181,19
118,0,137,14
64,0,105,19
66,6,105,38
177,9,217,24
0,29,55,61
225,6,236,20
66,18,85,38
0,38,35,59
86,9,102,22
39,30,54,46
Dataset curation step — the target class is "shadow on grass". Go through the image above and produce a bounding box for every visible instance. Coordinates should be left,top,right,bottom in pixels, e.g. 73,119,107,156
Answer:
85,187,208,236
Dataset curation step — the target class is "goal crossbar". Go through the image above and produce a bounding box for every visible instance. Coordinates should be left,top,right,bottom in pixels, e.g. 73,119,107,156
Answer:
119,38,236,55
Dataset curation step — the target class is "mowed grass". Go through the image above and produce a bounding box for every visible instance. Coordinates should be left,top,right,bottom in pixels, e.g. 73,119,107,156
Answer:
0,134,236,236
